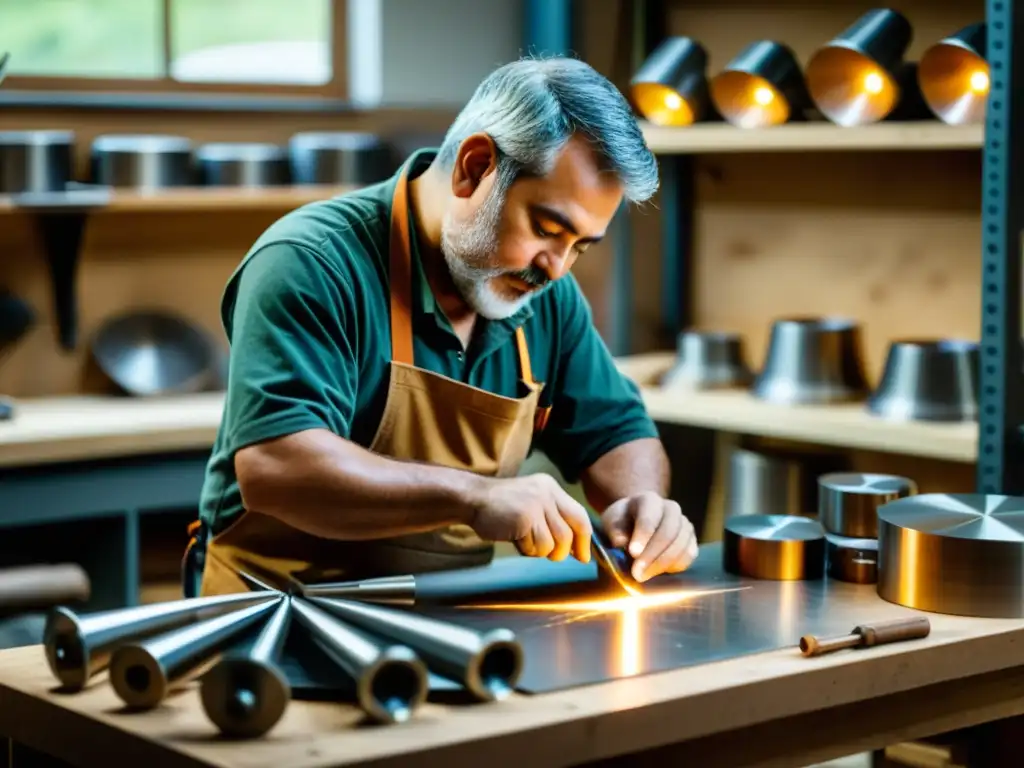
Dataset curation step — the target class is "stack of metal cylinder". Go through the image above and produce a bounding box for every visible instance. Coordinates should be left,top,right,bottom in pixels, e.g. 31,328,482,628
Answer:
817,473,917,584
40,574,524,740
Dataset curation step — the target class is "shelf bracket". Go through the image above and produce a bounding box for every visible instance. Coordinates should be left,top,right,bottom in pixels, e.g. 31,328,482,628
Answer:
33,211,87,352
977,0,1024,494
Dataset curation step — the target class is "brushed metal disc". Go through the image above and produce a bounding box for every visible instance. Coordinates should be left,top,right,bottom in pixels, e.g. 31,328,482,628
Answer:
825,532,878,584
818,472,917,538
723,514,825,580
877,494,1024,618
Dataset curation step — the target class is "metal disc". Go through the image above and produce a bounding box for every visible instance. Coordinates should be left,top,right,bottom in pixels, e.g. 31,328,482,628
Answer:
825,532,878,584
877,494,1024,618
723,514,826,580
818,472,917,538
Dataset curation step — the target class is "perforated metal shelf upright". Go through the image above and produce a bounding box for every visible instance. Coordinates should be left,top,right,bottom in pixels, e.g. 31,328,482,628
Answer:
978,1,1024,495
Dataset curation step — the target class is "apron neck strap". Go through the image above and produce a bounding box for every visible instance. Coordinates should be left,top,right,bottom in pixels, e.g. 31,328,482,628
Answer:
388,162,536,382
388,166,416,366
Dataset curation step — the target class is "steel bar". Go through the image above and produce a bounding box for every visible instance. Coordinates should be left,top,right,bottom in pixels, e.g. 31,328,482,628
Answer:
200,596,293,738
43,591,277,691
310,596,523,702
109,598,281,709
290,598,427,724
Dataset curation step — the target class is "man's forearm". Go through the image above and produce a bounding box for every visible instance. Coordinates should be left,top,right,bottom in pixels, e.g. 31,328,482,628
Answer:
234,428,485,540
580,437,670,513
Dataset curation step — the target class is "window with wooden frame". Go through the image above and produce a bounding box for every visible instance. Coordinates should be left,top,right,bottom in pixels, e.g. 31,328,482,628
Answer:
0,0,347,98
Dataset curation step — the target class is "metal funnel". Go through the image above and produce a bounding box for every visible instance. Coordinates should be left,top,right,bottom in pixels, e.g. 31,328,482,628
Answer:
710,41,811,128
660,330,752,391
43,591,278,691
109,597,281,710
290,598,427,723
631,37,711,127
310,596,523,702
918,23,988,126
752,317,868,405
200,596,293,739
867,339,979,422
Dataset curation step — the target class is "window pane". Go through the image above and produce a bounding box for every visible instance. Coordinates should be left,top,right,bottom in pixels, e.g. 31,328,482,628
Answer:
170,0,332,85
0,0,163,78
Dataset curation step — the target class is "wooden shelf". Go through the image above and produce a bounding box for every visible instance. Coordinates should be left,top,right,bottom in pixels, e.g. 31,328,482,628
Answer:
640,121,984,155
0,184,359,214
616,353,978,463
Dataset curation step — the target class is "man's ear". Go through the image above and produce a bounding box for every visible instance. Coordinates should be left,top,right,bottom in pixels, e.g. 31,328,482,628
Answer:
451,133,498,199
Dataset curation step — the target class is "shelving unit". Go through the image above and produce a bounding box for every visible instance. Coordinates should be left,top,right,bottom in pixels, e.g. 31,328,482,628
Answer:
617,0,1019,495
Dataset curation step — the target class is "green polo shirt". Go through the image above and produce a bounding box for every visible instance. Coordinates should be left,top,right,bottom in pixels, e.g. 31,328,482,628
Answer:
198,148,658,534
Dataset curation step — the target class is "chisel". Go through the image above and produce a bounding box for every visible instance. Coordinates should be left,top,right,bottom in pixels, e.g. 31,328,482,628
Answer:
799,616,931,657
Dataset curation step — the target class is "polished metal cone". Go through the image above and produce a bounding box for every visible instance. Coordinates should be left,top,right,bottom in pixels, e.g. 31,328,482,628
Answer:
709,41,810,128
109,597,282,709
43,590,277,691
867,339,979,422
918,23,988,126
309,596,523,702
291,598,428,724
201,596,293,739
660,330,752,390
752,317,868,405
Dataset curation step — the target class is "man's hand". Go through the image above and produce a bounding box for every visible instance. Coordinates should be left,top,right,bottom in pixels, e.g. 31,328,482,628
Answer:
467,473,593,563
601,491,697,582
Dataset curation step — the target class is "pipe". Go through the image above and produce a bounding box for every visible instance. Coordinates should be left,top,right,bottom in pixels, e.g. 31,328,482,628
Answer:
0,563,90,612
290,598,427,724
109,597,282,710
299,556,598,606
43,591,278,691
309,596,523,702
200,596,293,738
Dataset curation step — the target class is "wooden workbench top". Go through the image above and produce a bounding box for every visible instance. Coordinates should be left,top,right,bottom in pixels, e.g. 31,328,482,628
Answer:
2,606,1024,768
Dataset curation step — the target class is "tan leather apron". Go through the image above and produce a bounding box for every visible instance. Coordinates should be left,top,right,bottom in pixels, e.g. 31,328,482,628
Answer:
193,163,552,596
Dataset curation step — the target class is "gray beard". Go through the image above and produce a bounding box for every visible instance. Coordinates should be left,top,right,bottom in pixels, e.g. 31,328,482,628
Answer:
440,188,535,320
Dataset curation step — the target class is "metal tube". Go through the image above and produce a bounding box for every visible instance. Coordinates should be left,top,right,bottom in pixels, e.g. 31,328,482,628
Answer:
109,597,281,709
43,591,278,691
301,575,416,605
290,598,427,724
200,596,293,738
310,596,523,702
237,570,279,593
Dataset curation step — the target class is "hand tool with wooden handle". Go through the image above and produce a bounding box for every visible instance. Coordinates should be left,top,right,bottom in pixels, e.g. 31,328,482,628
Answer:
799,616,931,657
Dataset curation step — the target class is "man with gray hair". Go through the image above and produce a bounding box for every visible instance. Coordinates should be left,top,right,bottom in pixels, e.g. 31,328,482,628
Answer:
185,56,699,598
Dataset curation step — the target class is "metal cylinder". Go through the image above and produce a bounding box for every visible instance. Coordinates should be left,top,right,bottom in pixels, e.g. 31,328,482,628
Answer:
200,597,293,739
867,340,979,423
0,130,74,194
0,563,90,612
290,598,427,723
195,142,290,187
310,596,523,702
722,514,826,580
825,532,879,584
725,447,808,518
877,494,1024,618
818,472,917,538
43,591,277,691
288,132,393,185
91,134,194,189
109,598,281,709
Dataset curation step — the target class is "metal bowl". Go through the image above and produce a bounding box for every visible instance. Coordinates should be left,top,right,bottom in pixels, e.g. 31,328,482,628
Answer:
196,142,290,187
752,317,869,405
288,132,393,185
91,311,218,396
867,339,979,422
91,134,194,189
660,330,752,390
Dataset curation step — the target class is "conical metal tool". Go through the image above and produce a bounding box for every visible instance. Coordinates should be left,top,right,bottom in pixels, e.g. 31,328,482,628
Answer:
109,597,281,709
43,591,278,691
200,596,293,738
291,598,427,723
310,596,523,702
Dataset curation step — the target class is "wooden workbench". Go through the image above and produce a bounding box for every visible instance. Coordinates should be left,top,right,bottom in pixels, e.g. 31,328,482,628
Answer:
1,605,1023,768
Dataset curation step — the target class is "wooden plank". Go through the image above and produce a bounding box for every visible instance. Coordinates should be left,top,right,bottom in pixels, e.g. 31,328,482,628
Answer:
616,353,978,462
1,605,1023,768
640,122,983,155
